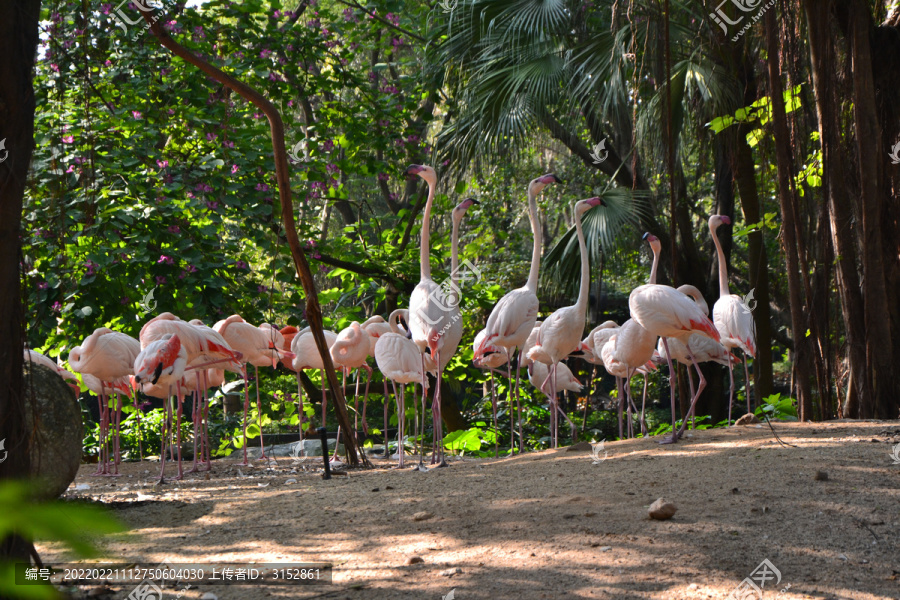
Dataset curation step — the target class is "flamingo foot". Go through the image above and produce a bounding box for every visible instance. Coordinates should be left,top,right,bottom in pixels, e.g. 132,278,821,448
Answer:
657,433,679,445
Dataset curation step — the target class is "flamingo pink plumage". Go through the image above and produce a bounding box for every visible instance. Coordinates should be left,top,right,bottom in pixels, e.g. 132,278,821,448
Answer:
709,215,757,423
68,327,141,475
475,174,561,452
526,197,603,448
331,321,374,455
291,327,338,451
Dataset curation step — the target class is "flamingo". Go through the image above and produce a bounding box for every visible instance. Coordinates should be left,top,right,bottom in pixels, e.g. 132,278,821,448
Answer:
473,329,509,457
213,315,291,463
709,215,757,423
475,173,562,453
405,165,471,466
656,284,740,429
68,327,141,475
138,313,242,478
527,360,583,441
374,331,430,467
291,327,338,451
628,278,721,443
24,350,79,390
526,197,603,448
330,321,374,459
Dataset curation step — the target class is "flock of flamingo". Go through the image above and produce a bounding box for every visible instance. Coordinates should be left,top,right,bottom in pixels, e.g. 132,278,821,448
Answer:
25,164,756,482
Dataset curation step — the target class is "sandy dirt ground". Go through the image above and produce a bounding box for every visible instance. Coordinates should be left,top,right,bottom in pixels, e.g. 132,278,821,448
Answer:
37,421,900,600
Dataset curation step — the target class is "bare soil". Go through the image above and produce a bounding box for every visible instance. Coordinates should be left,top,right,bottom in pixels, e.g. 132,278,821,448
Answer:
40,421,900,600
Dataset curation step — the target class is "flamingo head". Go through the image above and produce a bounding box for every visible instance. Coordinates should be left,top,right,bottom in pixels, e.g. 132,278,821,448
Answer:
530,173,563,194
709,214,731,229
133,333,185,386
405,164,436,186
452,197,478,220
575,196,603,217
642,231,661,254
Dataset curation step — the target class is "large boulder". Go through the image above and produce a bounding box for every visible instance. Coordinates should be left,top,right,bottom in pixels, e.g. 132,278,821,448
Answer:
23,363,82,499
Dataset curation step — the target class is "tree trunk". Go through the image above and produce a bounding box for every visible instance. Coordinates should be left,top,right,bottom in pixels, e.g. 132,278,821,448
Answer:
0,0,41,576
763,3,814,419
803,0,868,417
846,0,898,418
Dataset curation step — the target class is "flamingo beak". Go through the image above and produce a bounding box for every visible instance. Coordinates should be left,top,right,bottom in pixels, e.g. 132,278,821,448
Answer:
405,164,423,178
720,215,732,225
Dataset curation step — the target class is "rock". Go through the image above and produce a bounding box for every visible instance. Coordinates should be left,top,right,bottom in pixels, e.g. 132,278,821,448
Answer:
565,441,593,452
231,439,344,459
24,363,81,500
201,593,218,600
599,546,612,552
406,556,424,565
440,567,462,577
734,413,760,425
814,470,828,481
648,498,677,520
413,511,435,522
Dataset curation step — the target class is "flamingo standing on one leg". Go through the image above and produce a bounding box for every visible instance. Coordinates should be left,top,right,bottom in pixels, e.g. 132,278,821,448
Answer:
526,197,603,448
527,360,584,441
291,328,338,447
68,328,141,475
405,165,472,466
475,174,562,453
374,332,430,468
330,321,374,461
214,315,291,462
708,215,757,424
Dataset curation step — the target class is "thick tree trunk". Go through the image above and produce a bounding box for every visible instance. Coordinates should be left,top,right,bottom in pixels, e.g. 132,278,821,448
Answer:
0,0,41,575
804,0,868,417
763,4,814,419
846,0,898,418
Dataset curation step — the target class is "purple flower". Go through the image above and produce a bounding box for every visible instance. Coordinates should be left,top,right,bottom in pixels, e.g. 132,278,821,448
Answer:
368,71,377,81
157,255,174,265
206,132,217,142
132,110,142,119
272,9,281,18
157,159,169,169
255,182,270,191
236,260,249,270
193,25,205,38
392,37,402,48
61,135,74,144
155,275,167,285
326,163,339,175
223,140,235,149
167,225,181,234
120,296,130,305
101,4,111,14
258,284,269,293
37,281,48,290
377,172,389,182
195,182,214,193
104,59,111,67
260,49,272,59
442,159,451,167
66,165,76,174
322,139,334,152
167,108,175,115
343,8,357,22
231,164,239,174
386,12,399,26
51,301,62,313
205,200,219,210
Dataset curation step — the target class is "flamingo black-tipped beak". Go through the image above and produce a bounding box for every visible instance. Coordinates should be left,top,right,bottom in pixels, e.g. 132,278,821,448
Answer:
152,362,163,385
720,215,732,225
405,164,423,178
550,174,563,184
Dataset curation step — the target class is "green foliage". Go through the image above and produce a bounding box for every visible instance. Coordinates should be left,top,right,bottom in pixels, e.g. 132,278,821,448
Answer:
754,393,799,421
0,481,124,600
707,84,803,147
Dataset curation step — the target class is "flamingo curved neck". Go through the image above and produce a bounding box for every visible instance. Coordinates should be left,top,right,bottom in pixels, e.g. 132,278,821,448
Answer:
710,221,730,297
419,177,436,281
525,185,542,292
649,244,660,285
575,208,590,314
450,214,462,303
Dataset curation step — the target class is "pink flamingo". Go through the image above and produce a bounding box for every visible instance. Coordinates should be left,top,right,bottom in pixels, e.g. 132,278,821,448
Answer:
68,327,141,475
405,165,471,466
709,215,757,423
473,329,509,457
475,174,561,452
628,277,721,443
24,350,79,391
374,331,430,467
330,321,374,460
526,197,604,448
214,315,291,463
527,360,583,440
291,327,338,451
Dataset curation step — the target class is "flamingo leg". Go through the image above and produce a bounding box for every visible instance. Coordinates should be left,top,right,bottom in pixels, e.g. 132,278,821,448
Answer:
743,352,752,415
550,363,559,449
490,369,498,458
412,382,420,459
675,352,707,441
392,381,404,468
687,365,696,429
331,426,342,463
135,392,144,462
658,338,679,444
112,393,122,474
93,386,106,475
296,371,304,449
640,374,649,436
382,376,390,458
255,365,267,460
241,365,250,465
616,376,624,440
726,357,735,426
188,373,201,474
625,370,635,439
506,360,514,453
320,368,327,428
433,348,447,466
513,349,524,453
157,387,171,484
360,365,372,436
202,372,212,471
174,381,185,480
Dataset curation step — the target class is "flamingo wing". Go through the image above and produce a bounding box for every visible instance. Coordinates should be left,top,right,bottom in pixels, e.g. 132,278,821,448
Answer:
713,295,756,356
